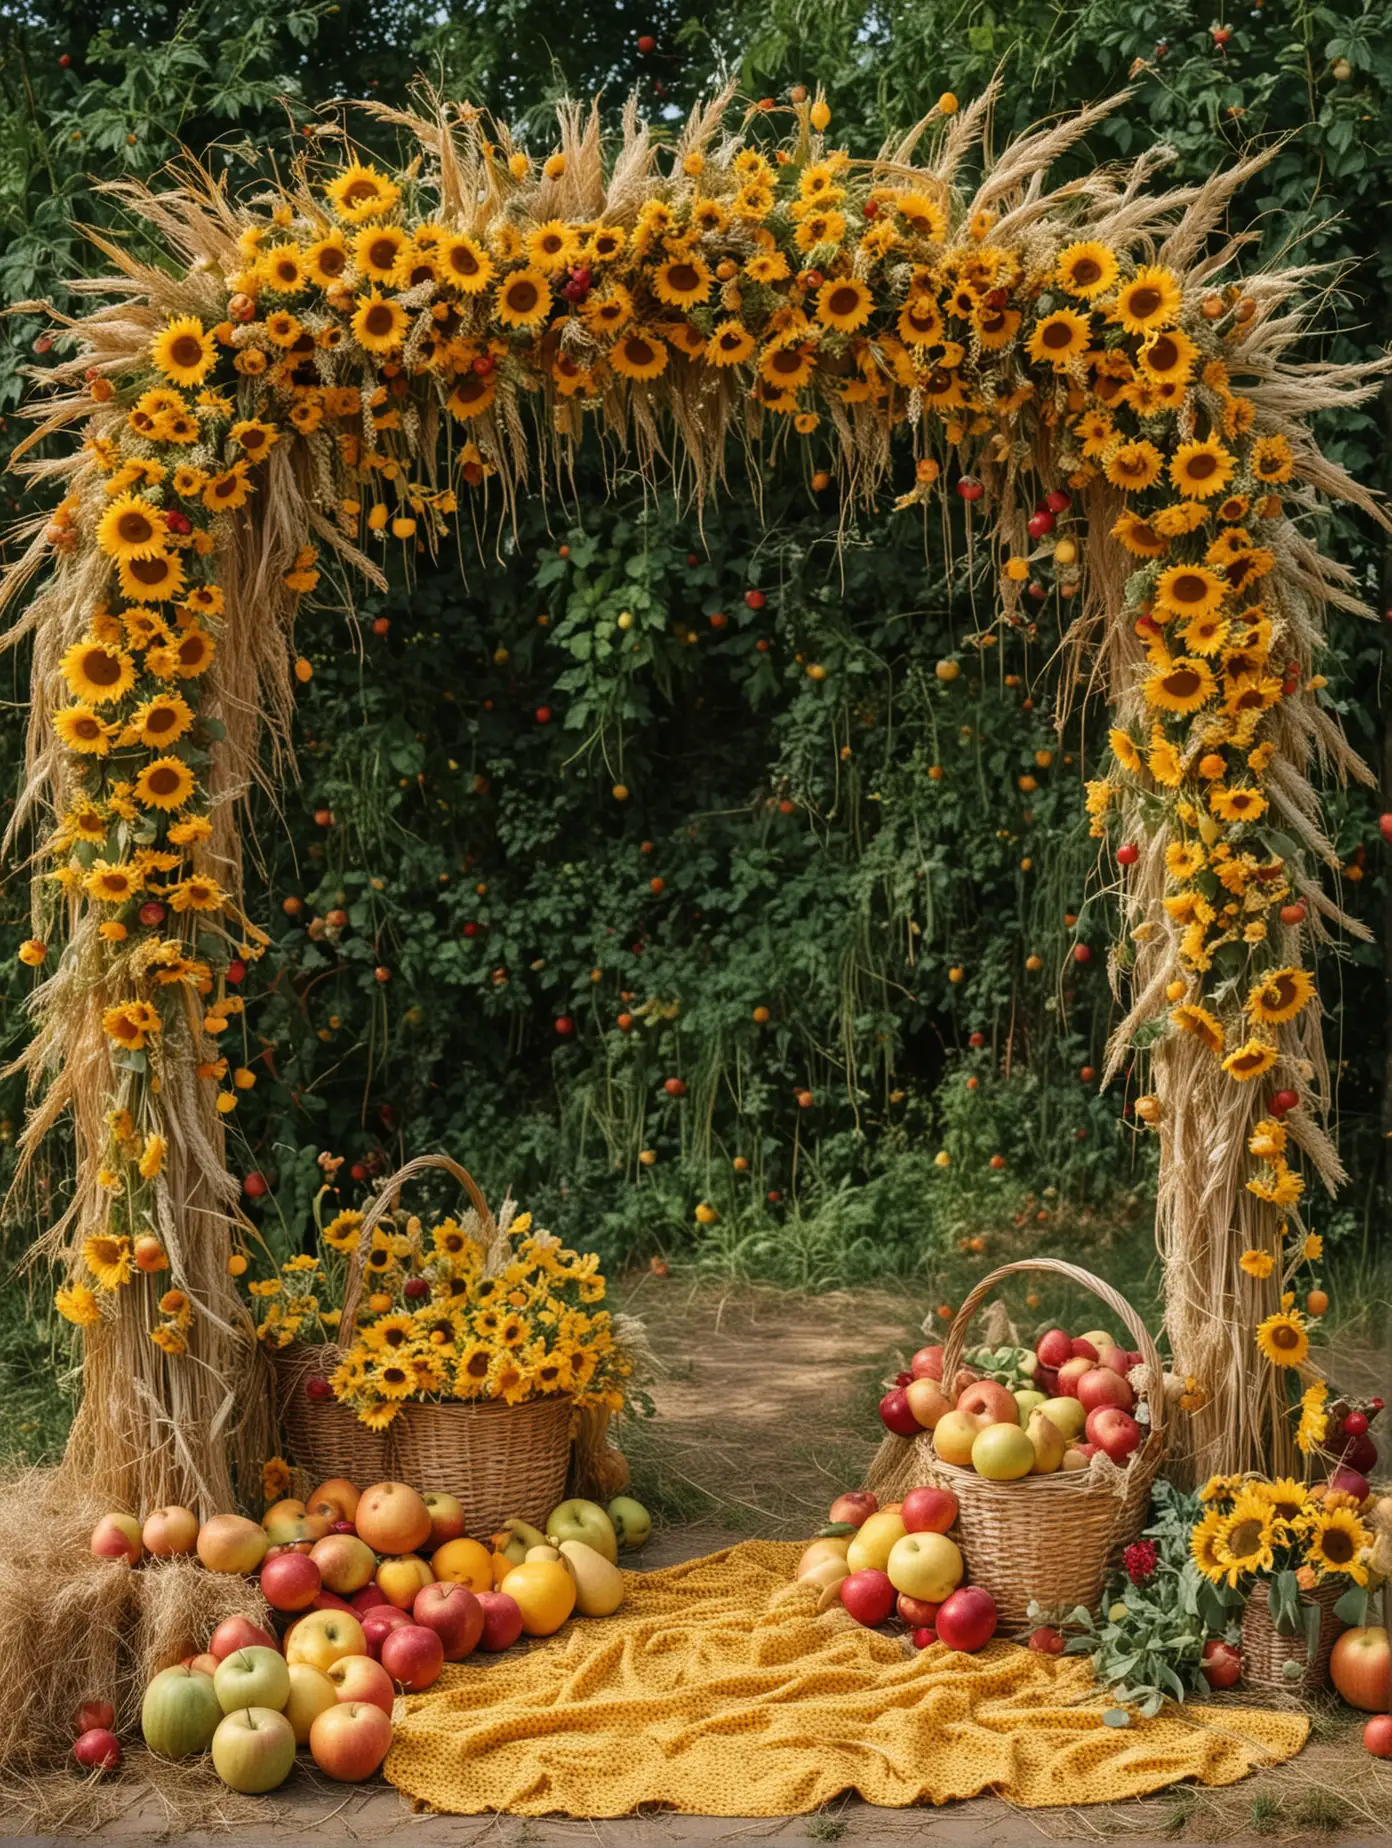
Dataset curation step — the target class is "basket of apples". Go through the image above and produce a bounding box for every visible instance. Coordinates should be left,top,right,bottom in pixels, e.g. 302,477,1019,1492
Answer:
895,1258,1164,1624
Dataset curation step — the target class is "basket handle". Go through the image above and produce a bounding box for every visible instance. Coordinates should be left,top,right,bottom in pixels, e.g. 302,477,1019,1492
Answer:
939,1257,1165,1445
339,1153,495,1344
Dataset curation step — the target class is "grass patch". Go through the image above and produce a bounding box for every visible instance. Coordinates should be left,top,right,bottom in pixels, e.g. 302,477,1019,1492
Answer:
1250,1789,1282,1835
805,1811,848,1841
1289,1788,1350,1835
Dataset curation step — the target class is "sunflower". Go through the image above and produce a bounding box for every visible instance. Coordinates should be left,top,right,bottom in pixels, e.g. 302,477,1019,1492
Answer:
1113,265,1182,334
229,418,279,461
601,329,665,381
1239,1248,1276,1281
758,344,815,390
1171,1002,1224,1055
1112,511,1167,558
1296,1380,1328,1456
320,1209,364,1253
488,1353,532,1405
1026,308,1091,368
896,295,943,346
84,1231,134,1291
437,234,494,293
1209,785,1266,823
581,287,634,340
1243,966,1314,1028
523,221,579,273
1215,1491,1278,1586
1103,439,1164,492
60,639,136,708
1055,240,1118,299
892,191,948,240
83,860,143,904
202,463,253,513
302,234,348,287
1190,1507,1228,1583
53,704,114,755
259,244,306,295
1139,326,1199,383
164,626,216,678
497,1313,527,1349
352,291,409,353
705,321,756,367
118,552,186,604
1165,841,1206,881
815,277,874,333
354,223,408,282
483,266,553,336
362,1312,417,1353
1170,438,1236,500
132,756,195,812
56,1281,101,1327
1154,564,1226,622
652,256,712,308
325,160,400,223
167,874,227,913
1255,1477,1310,1527
358,1399,401,1431
372,1359,416,1401
446,374,496,420
454,1340,495,1398
183,584,224,618
1181,611,1227,656
1223,1038,1278,1083
746,251,791,286
151,316,216,386
1304,1506,1371,1584
96,495,167,563
1144,656,1216,715
171,465,207,499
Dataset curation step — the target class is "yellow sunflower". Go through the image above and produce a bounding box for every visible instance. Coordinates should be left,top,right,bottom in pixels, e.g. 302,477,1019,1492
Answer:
494,268,553,330
118,552,186,604
1165,841,1206,881
229,418,279,461
1055,240,1118,299
1113,265,1182,334
1254,1477,1310,1527
259,244,306,294
1296,1381,1328,1456
437,234,494,293
610,331,669,380
1190,1507,1228,1583
1102,439,1164,492
893,190,948,241
133,756,195,811
83,1231,134,1291
1170,1002,1224,1055
320,1209,364,1253
759,344,815,390
202,462,253,513
1109,727,1143,773
1247,966,1315,1025
652,256,712,308
1181,611,1228,656
1223,1038,1278,1084
353,223,408,282
582,286,634,337
96,495,167,563
1303,1506,1371,1584
705,321,757,367
1209,785,1266,823
167,874,227,913
372,1358,416,1401
1144,656,1216,715
1139,327,1200,383
324,160,400,223
1170,438,1236,500
1250,434,1295,484
151,316,216,386
1155,564,1227,621
446,374,496,420
1026,308,1091,368
56,1282,102,1327
815,277,874,333
303,233,349,286
1111,511,1167,558
53,704,115,756
163,626,216,679
352,291,409,353
61,640,136,706
454,1341,495,1399
525,220,580,272
1215,1491,1277,1586
83,859,144,904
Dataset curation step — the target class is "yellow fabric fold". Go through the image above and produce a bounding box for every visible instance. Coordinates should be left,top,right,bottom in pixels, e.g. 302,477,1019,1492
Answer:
385,1539,1307,1817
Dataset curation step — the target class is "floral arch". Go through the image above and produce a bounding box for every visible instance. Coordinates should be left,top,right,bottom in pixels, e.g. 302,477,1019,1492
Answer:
3,81,1384,1513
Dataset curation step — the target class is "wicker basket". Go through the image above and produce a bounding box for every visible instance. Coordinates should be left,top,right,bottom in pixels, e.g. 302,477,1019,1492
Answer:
924,1258,1166,1625
1240,1578,1344,1696
268,1341,391,1485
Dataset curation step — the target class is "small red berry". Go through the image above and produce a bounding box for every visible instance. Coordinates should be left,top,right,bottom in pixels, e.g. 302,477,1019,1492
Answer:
58,52,72,67
968,1031,986,1048
1379,814,1392,845
403,1277,430,1301
555,1015,575,1035
226,958,246,985
1344,1411,1369,1437
664,1077,687,1098
637,32,656,52
744,589,766,610
956,475,984,502
1072,943,1092,964
138,901,166,926
305,1376,332,1402
1045,490,1070,513
535,706,552,724
243,1171,268,1198
1116,843,1140,866
1269,1088,1299,1117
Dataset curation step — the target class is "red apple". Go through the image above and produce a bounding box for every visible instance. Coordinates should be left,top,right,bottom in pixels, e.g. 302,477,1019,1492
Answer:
839,1569,896,1627
90,1513,142,1566
878,1388,920,1437
828,1491,878,1529
1028,1626,1064,1654
904,1377,954,1430
1200,1639,1242,1690
1056,1356,1092,1395
421,1491,467,1551
350,1585,389,1615
910,1345,945,1381
1077,1367,1135,1414
1034,1364,1059,1396
379,1623,445,1692
1364,1714,1392,1758
1085,1405,1142,1464
1330,1466,1370,1502
142,1505,199,1558
360,1606,412,1660
209,1616,278,1661
311,1533,377,1595
413,1582,484,1661
911,1626,937,1649
896,1593,941,1627
74,1700,115,1735
900,1487,959,1535
326,1653,395,1716
309,1699,393,1781
311,1589,356,1614
180,1653,219,1678
73,1728,121,1772
261,1551,322,1613
935,1587,997,1653
1094,1344,1131,1378
1330,1626,1391,1712
956,1380,1018,1425
1337,1432,1378,1475
1035,1329,1072,1369
1070,1336,1099,1362
476,1591,524,1652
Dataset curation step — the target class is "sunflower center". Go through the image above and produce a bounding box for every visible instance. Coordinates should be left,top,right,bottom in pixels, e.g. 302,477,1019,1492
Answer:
117,511,155,546
177,636,205,666
455,375,488,403
363,304,396,338
1320,1527,1354,1563
130,557,171,584
1041,320,1074,349
827,286,861,317
1186,452,1218,479
1164,669,1203,699
343,178,381,203
667,263,699,293
1148,335,1180,370
1271,1323,1300,1349
624,338,655,366
74,715,102,739
146,766,183,797
145,706,177,734
1228,1519,1265,1556
1127,286,1162,319
366,238,397,271
1072,257,1102,286
168,335,204,369
83,649,123,686
770,349,802,375
241,427,267,452
1171,573,1209,604
317,246,346,276
508,280,539,313
1114,450,1149,479
466,1351,490,1378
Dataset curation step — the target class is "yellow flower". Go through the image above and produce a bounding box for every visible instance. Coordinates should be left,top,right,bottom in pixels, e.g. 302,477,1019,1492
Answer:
358,1399,401,1431
352,291,409,353
815,278,874,333
1254,1477,1310,1527
1190,1507,1227,1583
1170,438,1237,500
1304,1506,1371,1584
1144,657,1216,716
125,694,194,749
1109,728,1143,773
705,320,757,367
151,316,216,386
102,1000,162,1049
1111,511,1167,559
1215,1492,1278,1586
1302,1232,1323,1262
83,859,144,904
229,417,279,461
325,160,400,223
1113,265,1182,334
1055,240,1118,299
96,495,167,564
488,1352,532,1404
1103,439,1165,492
1209,785,1267,823
437,234,494,294
1027,308,1092,369
1296,1380,1328,1456
133,756,195,812
1222,1037,1278,1083
84,1232,134,1291
1170,1003,1224,1056
56,1282,101,1327
321,1209,364,1253
118,551,186,604
151,1324,187,1355
166,874,226,913
610,330,669,380
1165,841,1206,881
454,1340,495,1398
494,268,553,331
138,1134,167,1180
354,222,408,282
1239,1248,1274,1279
1247,966,1315,1025
1154,564,1227,621
1255,1307,1309,1368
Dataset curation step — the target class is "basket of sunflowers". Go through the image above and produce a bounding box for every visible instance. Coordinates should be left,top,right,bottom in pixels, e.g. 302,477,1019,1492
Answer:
325,1153,631,1534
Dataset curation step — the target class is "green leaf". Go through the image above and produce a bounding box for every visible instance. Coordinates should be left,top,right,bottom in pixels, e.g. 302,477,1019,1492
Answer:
1102,1708,1130,1728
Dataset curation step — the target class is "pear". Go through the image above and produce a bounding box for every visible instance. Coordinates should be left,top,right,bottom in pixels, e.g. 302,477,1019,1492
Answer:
547,1498,619,1564
558,1540,625,1617
525,1543,562,1563
1027,1410,1066,1475
504,1516,549,1552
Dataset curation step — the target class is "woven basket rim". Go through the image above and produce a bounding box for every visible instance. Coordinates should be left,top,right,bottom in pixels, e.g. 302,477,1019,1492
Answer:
929,1434,1164,1498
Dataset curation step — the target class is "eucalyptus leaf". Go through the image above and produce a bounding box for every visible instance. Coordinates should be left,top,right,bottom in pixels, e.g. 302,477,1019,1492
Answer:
1102,1708,1131,1728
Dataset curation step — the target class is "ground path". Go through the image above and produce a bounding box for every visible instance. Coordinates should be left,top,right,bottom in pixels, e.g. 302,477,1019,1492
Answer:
4,1282,1386,1846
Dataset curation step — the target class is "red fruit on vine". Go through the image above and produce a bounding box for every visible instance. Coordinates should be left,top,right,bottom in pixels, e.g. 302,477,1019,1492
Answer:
471,354,494,377
862,199,879,219
314,807,333,827
138,901,166,926
372,616,390,636
1344,1411,1369,1437
555,1015,575,1035
1045,489,1070,513
968,1031,985,1048
1269,1088,1299,1116
226,958,246,985
1379,814,1392,845
664,1077,687,1098
535,706,552,723
243,1171,268,1198
1072,943,1092,964
59,52,72,67
1026,510,1054,538
796,1089,814,1108
164,509,192,535
350,1162,367,1182
374,965,391,982
744,589,766,610
1211,23,1232,45
305,1377,332,1402
637,33,656,52
956,475,984,502
403,1277,430,1301
989,1154,1006,1170
1116,843,1140,866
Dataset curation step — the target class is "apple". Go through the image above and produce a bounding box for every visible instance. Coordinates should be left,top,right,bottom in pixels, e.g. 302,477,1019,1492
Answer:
261,1551,322,1613
607,1495,652,1550
376,1554,435,1609
307,1478,360,1523
911,1627,937,1649
887,1532,964,1603
142,1505,198,1558
209,1616,278,1660
1200,1639,1242,1690
896,1593,941,1627
264,1510,329,1549
310,1533,377,1595
355,1481,433,1556
1330,1626,1390,1712
211,1707,296,1793
1085,1405,1142,1464
827,1491,878,1529
182,1653,219,1678
1037,1396,1087,1441
1364,1714,1392,1758
1063,1444,1096,1470
956,1380,1018,1426
1013,1389,1047,1422
141,1665,223,1758
546,1498,618,1564
214,1646,291,1715
421,1491,467,1550
1069,1338,1098,1363
1035,1329,1072,1369
90,1513,142,1566
197,1514,268,1575
476,1590,524,1651
878,1387,919,1436
972,1422,1035,1481
284,1663,338,1744
361,1605,412,1659
326,1653,396,1715
312,1590,356,1615
935,1586,997,1653
798,1538,851,1579
846,1510,907,1574
905,1378,954,1430
1056,1356,1092,1395
350,1584,390,1614
1337,1431,1378,1475
839,1569,896,1627
1077,1367,1134,1414
1026,1410,1066,1475
1077,1329,1116,1356
932,1411,984,1468
380,1623,445,1691
74,1698,116,1734
1330,1466,1371,1502
311,1699,393,1781
414,1582,484,1660
263,1497,307,1527
502,1560,577,1636
285,1609,366,1672
74,1727,121,1772
910,1345,944,1380
1094,1344,1131,1377
431,1536,493,1591
1028,1626,1065,1654
901,1487,958,1534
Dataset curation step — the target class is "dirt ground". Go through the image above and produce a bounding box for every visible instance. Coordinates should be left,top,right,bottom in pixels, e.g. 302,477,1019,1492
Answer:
3,1281,1388,1847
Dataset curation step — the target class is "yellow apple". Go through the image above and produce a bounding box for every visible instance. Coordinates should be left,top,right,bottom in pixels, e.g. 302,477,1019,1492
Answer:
932,1410,983,1468
283,1665,337,1746
502,1560,577,1636
971,1422,1035,1480
374,1554,434,1610
1013,1389,1047,1422
1037,1396,1087,1441
796,1537,851,1579
845,1509,906,1574
886,1532,964,1602
285,1610,366,1672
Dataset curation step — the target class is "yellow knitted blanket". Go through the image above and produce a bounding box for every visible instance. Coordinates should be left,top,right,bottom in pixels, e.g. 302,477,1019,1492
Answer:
385,1540,1307,1816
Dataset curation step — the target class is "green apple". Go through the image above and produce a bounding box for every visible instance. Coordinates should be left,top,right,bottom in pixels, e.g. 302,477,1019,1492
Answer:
606,1495,652,1550
546,1498,618,1564
213,1646,290,1715
1013,1389,1047,1421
